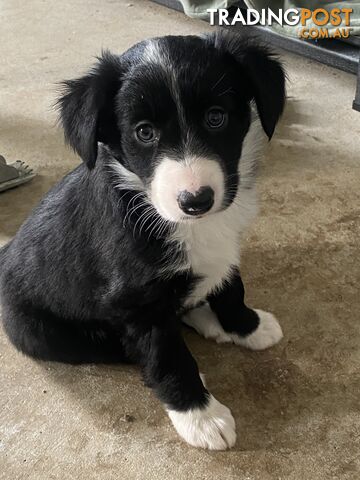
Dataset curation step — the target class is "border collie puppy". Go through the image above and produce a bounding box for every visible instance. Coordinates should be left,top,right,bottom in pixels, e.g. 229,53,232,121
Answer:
0,32,285,450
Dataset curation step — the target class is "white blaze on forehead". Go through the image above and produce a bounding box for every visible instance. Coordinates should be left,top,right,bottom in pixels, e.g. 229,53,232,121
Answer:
143,40,186,127
150,156,225,221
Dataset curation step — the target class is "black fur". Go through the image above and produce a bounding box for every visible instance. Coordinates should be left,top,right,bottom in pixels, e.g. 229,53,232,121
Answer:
208,268,260,336
0,32,285,414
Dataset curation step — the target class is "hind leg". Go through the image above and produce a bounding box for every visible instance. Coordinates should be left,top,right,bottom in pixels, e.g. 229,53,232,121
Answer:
1,302,127,364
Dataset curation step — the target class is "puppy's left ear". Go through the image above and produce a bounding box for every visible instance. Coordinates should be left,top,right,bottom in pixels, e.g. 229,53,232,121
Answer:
57,51,122,168
211,32,286,139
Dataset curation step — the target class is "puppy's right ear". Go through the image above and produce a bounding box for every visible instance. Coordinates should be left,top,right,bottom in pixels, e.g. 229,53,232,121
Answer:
57,51,122,169
209,31,286,140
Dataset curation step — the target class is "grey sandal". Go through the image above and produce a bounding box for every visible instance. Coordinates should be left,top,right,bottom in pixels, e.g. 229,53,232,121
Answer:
0,155,36,193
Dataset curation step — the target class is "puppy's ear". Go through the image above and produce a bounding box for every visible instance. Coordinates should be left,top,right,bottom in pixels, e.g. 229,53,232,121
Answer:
57,51,122,168
211,32,286,139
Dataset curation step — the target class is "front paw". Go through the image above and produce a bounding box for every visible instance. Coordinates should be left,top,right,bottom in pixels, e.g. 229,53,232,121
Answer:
230,309,283,350
167,395,236,450
183,304,233,344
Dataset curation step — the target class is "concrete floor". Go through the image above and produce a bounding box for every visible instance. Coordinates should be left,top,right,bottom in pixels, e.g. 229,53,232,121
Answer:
1,1,360,479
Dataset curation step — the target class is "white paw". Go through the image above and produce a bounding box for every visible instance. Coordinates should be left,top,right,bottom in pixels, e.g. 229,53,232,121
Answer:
230,309,283,350
167,395,236,450
183,304,233,344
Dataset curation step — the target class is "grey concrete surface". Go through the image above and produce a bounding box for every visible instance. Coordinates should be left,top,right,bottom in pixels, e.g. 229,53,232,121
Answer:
0,1,360,479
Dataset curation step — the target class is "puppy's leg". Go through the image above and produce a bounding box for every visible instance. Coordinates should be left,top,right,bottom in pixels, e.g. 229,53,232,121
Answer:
140,322,236,450
183,303,233,344
1,301,128,364
185,271,283,351
208,271,283,350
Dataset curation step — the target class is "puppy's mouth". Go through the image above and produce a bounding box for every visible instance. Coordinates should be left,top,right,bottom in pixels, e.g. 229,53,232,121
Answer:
149,156,225,223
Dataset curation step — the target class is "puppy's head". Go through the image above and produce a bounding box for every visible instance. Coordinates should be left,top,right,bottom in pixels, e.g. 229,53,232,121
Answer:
58,32,285,223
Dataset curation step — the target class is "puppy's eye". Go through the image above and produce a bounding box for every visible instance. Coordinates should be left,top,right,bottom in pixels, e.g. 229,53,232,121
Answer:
135,122,155,143
205,107,227,129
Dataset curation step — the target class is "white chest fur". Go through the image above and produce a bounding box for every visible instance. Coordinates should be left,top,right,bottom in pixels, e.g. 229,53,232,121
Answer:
177,187,257,307
171,117,265,307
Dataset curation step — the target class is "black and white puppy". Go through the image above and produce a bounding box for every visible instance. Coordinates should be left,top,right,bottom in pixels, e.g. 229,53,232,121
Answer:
0,32,286,450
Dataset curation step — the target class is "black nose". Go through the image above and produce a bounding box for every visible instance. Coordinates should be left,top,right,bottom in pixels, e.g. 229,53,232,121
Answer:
177,186,214,216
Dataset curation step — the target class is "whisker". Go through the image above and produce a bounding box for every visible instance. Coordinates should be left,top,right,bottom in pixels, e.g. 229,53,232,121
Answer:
155,220,166,240
145,214,161,239
139,213,155,239
137,207,155,238
211,72,226,91
132,209,148,239
133,205,152,234
123,197,147,227
149,220,164,240
157,218,172,239
217,87,236,98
